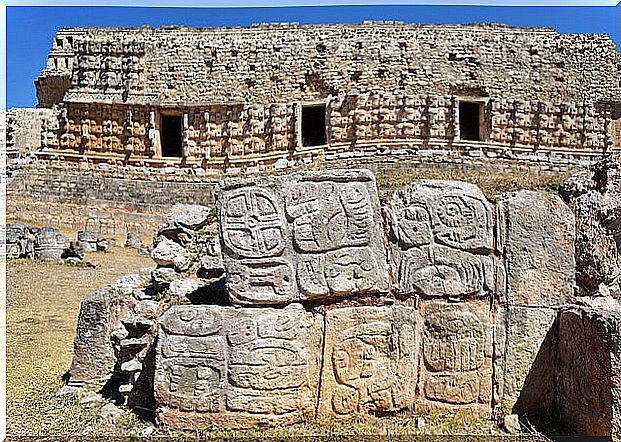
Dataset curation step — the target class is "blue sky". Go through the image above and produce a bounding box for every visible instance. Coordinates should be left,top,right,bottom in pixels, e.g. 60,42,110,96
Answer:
6,4,621,108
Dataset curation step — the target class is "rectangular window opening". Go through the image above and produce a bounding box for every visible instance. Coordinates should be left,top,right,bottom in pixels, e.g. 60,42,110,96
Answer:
302,104,327,147
161,115,183,157
459,101,484,142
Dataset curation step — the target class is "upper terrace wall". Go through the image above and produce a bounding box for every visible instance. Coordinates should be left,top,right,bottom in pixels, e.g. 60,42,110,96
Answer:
36,22,621,107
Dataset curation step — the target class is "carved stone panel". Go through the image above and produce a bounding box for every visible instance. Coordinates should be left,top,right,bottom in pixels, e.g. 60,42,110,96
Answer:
154,303,322,428
386,180,497,299
317,306,418,417
215,169,389,305
417,300,493,409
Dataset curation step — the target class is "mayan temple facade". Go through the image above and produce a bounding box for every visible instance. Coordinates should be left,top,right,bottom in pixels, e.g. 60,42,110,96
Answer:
34,22,621,169
5,21,621,234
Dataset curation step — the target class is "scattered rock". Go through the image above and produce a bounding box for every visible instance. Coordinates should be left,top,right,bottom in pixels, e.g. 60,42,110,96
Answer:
34,227,67,262
150,237,191,271
140,425,156,437
79,391,105,407
98,403,125,424
167,203,211,229
151,267,179,291
96,239,110,252
502,414,521,434
77,230,100,252
125,231,142,248
168,278,207,299
56,385,82,398
65,240,86,260
416,416,426,429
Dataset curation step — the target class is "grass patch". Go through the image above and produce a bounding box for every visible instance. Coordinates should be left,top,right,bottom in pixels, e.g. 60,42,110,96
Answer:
376,169,569,201
7,243,153,437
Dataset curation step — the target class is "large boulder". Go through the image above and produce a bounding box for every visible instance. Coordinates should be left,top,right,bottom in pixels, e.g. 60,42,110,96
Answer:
556,304,621,439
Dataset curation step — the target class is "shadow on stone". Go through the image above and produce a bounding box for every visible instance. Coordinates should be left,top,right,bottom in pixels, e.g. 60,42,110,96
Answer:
513,313,565,435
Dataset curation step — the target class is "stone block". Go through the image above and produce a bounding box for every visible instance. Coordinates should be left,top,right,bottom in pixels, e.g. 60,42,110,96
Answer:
386,180,498,300
214,169,389,305
154,303,323,428
317,306,418,417
417,300,493,409
498,191,575,307
493,305,557,412
557,306,621,439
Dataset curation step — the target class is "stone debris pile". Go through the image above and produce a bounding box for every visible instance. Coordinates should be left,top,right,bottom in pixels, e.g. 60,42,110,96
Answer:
5,224,116,262
66,163,621,439
562,153,621,299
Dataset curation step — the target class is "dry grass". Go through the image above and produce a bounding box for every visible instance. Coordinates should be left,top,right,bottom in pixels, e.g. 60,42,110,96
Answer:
376,168,569,201
7,242,153,437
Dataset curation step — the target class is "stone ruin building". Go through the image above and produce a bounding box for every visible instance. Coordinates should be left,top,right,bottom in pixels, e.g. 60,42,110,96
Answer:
4,21,621,235
4,20,620,438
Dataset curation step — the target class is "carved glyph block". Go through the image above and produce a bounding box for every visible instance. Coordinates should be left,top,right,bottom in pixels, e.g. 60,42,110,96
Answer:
317,306,418,417
417,300,493,408
215,169,389,305
386,180,497,299
154,303,323,428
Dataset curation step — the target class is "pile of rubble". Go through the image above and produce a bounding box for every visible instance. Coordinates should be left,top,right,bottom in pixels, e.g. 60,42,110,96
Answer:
5,223,134,263
69,204,224,410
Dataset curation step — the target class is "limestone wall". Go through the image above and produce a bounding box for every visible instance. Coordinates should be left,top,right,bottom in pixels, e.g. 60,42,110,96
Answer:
6,161,215,234
6,154,586,236
5,108,55,158
37,23,621,106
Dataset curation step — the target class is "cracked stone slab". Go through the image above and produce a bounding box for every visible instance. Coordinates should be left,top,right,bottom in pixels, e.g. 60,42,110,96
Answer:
214,169,389,305
154,303,323,428
556,306,621,439
498,191,575,307
493,305,558,412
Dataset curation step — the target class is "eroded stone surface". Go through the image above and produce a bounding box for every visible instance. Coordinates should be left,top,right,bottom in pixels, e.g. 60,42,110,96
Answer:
166,204,212,229
70,271,151,388
498,191,575,307
215,169,389,305
561,153,621,298
386,181,498,300
317,306,418,417
557,306,621,439
417,300,493,409
493,306,558,411
154,303,322,428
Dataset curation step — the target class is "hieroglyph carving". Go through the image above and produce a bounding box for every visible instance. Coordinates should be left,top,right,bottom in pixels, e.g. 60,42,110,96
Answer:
386,181,498,299
154,303,322,428
216,169,389,305
418,301,493,407
317,306,418,416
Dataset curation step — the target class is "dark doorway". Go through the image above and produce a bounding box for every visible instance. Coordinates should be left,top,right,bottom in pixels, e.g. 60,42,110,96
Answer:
459,101,483,141
161,115,183,157
302,104,327,147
